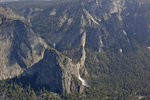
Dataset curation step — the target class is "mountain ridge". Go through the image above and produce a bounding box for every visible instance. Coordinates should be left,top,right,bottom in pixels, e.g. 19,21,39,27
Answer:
0,5,88,95
0,0,150,99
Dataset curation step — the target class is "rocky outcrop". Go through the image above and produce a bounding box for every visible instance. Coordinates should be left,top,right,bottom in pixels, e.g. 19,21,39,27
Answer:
0,6,87,95
1,0,150,96
0,6,25,22
20,48,84,95
0,6,47,80
77,31,88,86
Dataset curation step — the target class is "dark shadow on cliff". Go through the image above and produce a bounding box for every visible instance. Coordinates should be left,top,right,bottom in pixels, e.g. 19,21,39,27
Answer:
12,49,63,94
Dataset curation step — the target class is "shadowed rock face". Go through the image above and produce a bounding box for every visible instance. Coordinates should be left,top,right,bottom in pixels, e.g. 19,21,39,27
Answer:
19,49,84,95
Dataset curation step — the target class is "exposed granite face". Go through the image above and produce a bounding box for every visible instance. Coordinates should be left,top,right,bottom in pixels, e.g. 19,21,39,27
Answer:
0,6,47,80
0,6,25,22
12,0,147,54
1,0,149,96
0,6,87,95
20,49,84,95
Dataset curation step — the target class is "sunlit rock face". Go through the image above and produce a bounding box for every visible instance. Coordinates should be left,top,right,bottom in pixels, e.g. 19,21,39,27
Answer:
0,6,47,80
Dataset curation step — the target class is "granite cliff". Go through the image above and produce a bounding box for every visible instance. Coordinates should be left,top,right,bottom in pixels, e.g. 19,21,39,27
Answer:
0,5,87,95
0,6,47,80
0,0,150,99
